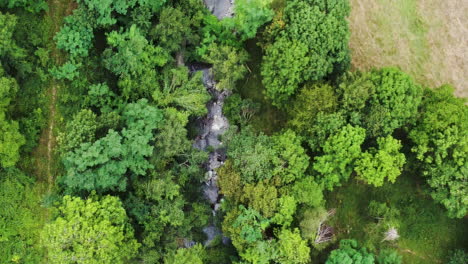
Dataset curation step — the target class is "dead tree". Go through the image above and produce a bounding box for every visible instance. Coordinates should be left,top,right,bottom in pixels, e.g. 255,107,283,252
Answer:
314,209,336,244
382,227,399,242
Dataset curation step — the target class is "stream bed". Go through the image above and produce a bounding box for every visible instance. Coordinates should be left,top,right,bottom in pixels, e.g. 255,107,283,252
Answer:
193,69,230,245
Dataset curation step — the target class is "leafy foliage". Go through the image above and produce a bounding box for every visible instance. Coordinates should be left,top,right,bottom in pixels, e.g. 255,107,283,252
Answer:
0,170,45,263
203,43,248,91
163,244,206,264
261,0,350,106
314,125,366,190
0,75,25,168
0,0,47,13
364,67,422,137
225,0,274,40
41,194,139,264
276,228,310,264
326,239,375,264
355,136,406,187
55,7,95,58
409,85,467,218
62,99,163,192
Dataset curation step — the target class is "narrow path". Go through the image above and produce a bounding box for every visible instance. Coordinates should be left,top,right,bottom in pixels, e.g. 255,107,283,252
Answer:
33,0,74,189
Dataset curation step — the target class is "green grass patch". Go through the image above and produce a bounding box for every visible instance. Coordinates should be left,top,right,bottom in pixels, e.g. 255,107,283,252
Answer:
325,174,468,263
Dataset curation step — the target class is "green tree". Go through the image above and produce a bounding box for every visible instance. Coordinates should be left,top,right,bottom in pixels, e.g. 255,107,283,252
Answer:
288,83,338,134
364,67,422,137
355,136,406,187
164,244,206,264
376,249,402,264
57,109,98,153
77,0,165,26
241,180,279,218
224,0,274,40
314,125,366,190
0,76,25,168
203,43,248,91
261,38,309,106
151,6,198,53
218,160,243,204
104,25,168,78
62,99,163,192
290,177,324,208
226,127,276,183
275,228,310,264
261,0,350,106
326,239,375,264
41,194,139,264
154,108,190,160
0,0,47,13
447,249,468,264
153,67,210,117
409,85,467,218
0,12,25,68
55,7,95,58
0,170,45,263
272,129,309,184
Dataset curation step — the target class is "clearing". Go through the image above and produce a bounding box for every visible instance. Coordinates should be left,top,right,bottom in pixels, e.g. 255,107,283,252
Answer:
348,0,467,97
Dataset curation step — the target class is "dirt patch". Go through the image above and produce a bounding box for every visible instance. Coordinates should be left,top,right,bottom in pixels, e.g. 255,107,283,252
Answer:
348,0,467,97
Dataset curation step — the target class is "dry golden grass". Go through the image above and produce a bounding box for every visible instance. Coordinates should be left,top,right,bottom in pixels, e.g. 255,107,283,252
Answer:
349,0,467,98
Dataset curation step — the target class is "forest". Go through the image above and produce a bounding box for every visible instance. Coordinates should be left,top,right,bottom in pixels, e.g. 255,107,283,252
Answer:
0,0,466,263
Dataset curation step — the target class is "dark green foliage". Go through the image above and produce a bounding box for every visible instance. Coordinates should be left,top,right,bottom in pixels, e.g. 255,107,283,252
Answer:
0,12,26,71
0,0,47,13
261,0,350,106
223,93,260,126
326,239,375,264
447,250,468,264
151,6,199,53
55,7,95,58
76,0,166,26
62,99,163,192
409,85,467,218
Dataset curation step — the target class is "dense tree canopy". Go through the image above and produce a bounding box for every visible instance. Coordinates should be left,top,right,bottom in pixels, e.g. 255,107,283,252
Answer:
261,0,350,107
41,194,139,264
1,0,466,263
409,85,467,218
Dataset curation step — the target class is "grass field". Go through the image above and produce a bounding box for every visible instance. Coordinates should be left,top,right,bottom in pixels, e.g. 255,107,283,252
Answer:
348,0,467,97
326,174,468,263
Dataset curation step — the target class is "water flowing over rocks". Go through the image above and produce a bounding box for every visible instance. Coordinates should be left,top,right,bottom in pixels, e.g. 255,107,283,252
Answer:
193,69,231,246
189,0,235,247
